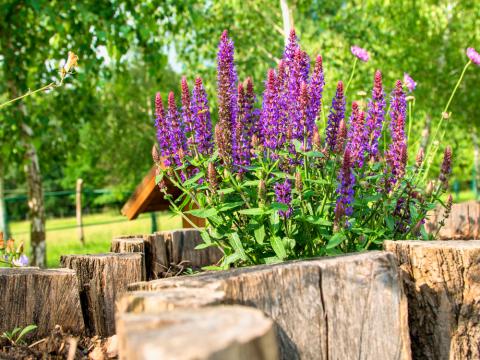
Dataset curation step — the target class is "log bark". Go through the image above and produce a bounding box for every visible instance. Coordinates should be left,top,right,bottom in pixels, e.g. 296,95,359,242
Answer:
61,253,144,336
0,268,84,338
110,237,145,254
143,233,168,279
384,240,480,360
122,251,411,360
426,201,480,239
116,306,278,360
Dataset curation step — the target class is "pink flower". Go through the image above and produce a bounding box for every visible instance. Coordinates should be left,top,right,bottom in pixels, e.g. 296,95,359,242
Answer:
350,46,369,62
466,47,480,66
403,73,416,92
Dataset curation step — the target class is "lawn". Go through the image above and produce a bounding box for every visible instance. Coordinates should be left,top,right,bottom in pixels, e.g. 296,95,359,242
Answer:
10,211,182,268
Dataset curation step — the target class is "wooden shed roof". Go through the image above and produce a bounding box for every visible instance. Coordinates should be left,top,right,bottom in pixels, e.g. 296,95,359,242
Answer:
121,166,181,220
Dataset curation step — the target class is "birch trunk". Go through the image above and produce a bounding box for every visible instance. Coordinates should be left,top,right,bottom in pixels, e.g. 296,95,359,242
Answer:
0,169,9,239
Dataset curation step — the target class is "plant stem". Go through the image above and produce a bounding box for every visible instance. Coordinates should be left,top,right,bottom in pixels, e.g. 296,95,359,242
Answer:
423,60,472,179
407,100,413,148
345,58,358,95
0,82,56,110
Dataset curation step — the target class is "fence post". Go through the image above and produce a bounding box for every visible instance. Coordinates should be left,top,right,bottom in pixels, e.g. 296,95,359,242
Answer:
76,178,84,244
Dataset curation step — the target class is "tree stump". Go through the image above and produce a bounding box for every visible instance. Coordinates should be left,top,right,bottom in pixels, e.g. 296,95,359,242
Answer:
159,229,222,270
426,201,480,239
122,251,411,360
384,240,480,360
0,268,84,338
142,233,168,279
116,306,278,360
61,253,144,336
111,236,147,279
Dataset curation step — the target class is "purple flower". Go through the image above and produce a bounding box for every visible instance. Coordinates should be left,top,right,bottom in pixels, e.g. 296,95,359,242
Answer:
181,77,194,148
386,113,407,185
403,73,416,92
335,148,355,225
274,179,293,218
233,82,255,171
439,146,452,188
283,29,299,68
155,92,170,165
191,77,213,155
260,69,281,152
351,46,370,62
346,102,367,167
306,55,325,142
365,70,386,159
325,81,346,152
217,30,238,164
467,47,480,66
13,255,28,267
389,80,407,136
166,91,187,168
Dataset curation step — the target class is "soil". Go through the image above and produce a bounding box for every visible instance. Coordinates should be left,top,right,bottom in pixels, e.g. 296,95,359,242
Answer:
0,326,117,360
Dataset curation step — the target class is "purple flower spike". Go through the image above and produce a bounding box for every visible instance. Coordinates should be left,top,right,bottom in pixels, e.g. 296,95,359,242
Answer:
192,77,214,155
365,70,386,159
403,73,416,92
439,146,452,188
386,114,407,185
390,80,407,135
325,81,346,152
351,45,370,62
274,179,293,218
347,102,367,167
217,30,238,164
260,69,281,152
181,77,194,148
166,91,187,168
155,92,170,165
335,148,356,225
233,82,254,171
284,29,299,67
307,55,325,141
467,47,480,66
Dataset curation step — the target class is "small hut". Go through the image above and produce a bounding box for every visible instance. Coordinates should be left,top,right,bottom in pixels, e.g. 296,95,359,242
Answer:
121,166,205,229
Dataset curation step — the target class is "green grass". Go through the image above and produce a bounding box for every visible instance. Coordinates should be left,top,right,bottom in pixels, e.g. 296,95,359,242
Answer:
10,211,182,268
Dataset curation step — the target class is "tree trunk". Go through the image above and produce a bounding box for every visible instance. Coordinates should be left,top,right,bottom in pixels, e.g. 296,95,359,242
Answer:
0,169,9,239
280,0,293,44
22,122,46,268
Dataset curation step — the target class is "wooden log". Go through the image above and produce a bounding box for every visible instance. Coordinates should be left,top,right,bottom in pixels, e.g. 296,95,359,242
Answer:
111,236,147,279
122,251,411,360
116,306,278,360
159,229,222,270
426,201,480,239
143,233,168,279
384,240,480,360
61,253,144,337
0,268,84,338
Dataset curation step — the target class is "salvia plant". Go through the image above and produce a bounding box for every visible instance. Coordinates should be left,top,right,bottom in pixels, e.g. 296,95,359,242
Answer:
153,30,477,268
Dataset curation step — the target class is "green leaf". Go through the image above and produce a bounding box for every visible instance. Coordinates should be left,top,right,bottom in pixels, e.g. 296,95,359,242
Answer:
305,216,332,226
228,233,247,261
186,208,218,218
155,172,164,185
237,208,265,215
270,236,287,260
194,242,215,250
182,171,205,186
223,252,243,266
202,265,224,271
218,187,235,195
218,201,244,212
263,256,282,264
200,230,212,244
254,225,265,244
16,325,37,343
242,180,260,187
270,211,280,234
269,202,289,212
327,232,346,249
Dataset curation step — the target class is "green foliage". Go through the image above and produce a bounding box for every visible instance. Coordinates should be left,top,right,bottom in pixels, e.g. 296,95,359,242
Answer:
1,324,37,346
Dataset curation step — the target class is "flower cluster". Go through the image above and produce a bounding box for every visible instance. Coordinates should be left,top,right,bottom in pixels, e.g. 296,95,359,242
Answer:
0,232,28,267
153,29,456,267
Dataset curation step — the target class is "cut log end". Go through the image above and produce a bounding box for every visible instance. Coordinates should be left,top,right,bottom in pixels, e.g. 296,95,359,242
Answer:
116,306,278,360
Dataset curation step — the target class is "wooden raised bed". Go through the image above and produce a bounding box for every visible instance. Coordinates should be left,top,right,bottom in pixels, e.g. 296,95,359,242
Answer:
385,240,480,360
118,251,412,360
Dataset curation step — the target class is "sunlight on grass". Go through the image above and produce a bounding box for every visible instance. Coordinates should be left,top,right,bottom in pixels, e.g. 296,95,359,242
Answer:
10,211,182,268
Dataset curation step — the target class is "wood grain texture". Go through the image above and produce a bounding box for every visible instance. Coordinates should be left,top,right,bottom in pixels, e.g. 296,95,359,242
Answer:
111,236,147,279
61,253,144,336
426,201,480,239
384,240,480,360
0,268,84,337
122,251,411,360
116,306,278,360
